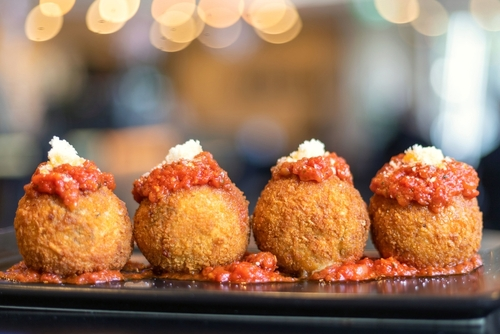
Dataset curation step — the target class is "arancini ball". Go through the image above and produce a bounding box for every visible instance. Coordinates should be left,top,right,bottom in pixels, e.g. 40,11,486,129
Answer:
14,136,133,276
252,139,370,276
132,140,249,273
369,144,482,269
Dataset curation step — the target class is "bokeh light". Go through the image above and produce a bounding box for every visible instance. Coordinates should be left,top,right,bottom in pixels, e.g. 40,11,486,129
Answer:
39,0,75,17
243,0,288,30
150,21,192,52
254,14,301,44
152,0,196,27
125,0,141,20
430,12,493,166
159,2,197,28
86,0,126,34
25,5,64,42
28,0,304,46
374,0,420,24
197,0,244,28
470,0,500,31
39,3,63,18
410,0,448,36
160,10,205,43
197,19,243,48
256,1,299,35
99,0,130,23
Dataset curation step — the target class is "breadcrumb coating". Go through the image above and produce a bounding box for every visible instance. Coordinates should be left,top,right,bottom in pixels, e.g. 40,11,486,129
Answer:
134,185,249,273
14,187,133,276
369,195,482,268
252,177,370,276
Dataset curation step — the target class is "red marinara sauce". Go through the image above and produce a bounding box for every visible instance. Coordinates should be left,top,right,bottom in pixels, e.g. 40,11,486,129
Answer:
0,252,482,285
0,262,124,284
370,153,479,212
272,153,353,184
132,152,232,203
199,252,296,283
310,254,483,282
26,160,115,210
122,252,296,283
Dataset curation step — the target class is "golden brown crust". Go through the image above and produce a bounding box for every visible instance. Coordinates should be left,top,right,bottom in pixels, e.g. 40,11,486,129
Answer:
14,187,133,276
133,184,250,273
369,194,482,268
252,177,370,275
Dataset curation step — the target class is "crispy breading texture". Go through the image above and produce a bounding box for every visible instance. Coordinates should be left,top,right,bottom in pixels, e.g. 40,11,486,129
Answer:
133,185,250,273
252,177,370,276
14,187,133,276
369,194,482,268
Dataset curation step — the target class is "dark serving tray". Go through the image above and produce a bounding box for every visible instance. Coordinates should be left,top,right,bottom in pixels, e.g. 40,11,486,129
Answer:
1,227,500,324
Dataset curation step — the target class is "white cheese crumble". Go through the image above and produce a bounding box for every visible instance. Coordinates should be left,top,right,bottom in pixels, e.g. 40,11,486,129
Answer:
165,139,203,164
142,139,203,177
279,139,328,163
39,136,86,174
402,144,448,167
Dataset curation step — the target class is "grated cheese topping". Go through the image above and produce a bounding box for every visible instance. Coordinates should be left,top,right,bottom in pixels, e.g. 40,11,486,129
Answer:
143,139,203,177
39,136,86,174
165,139,203,164
402,144,449,167
279,139,328,163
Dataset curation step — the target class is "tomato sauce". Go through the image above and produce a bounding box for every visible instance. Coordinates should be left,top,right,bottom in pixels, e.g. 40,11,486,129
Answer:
132,152,232,203
0,252,482,285
0,262,124,284
120,252,297,283
26,160,115,210
370,154,479,212
272,153,353,184
197,252,295,283
310,254,482,282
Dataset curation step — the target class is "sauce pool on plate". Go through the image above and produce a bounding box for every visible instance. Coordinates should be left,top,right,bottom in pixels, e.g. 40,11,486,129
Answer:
0,252,482,285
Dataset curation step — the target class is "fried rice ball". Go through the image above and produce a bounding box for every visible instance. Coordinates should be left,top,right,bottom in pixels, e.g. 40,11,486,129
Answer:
132,140,249,273
134,185,249,273
14,187,133,276
13,136,133,276
369,195,482,268
252,139,370,276
369,145,482,268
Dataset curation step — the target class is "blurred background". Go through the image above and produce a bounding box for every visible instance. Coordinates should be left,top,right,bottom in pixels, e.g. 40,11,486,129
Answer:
1,0,500,229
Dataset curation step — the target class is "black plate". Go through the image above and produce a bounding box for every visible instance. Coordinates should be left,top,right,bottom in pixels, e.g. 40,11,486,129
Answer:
1,228,500,321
